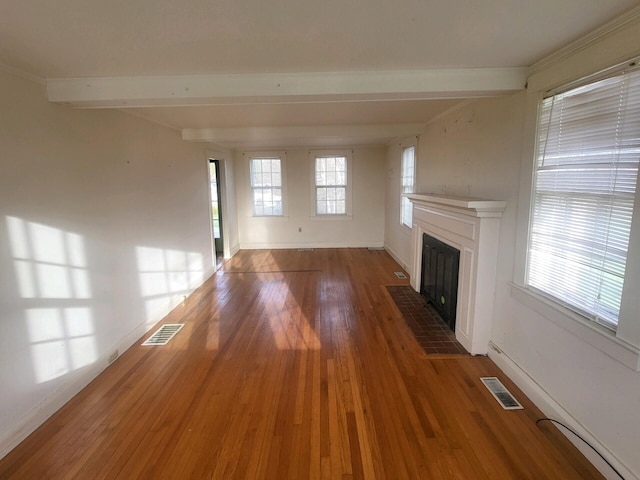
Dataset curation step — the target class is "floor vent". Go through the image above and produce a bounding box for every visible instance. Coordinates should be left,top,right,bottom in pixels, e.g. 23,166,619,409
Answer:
394,271,407,279
298,248,314,251
480,377,523,410
368,247,385,251
142,324,185,346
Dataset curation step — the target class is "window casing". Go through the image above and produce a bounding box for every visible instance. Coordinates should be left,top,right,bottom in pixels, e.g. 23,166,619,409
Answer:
314,154,349,215
250,157,283,216
401,145,416,228
526,64,640,331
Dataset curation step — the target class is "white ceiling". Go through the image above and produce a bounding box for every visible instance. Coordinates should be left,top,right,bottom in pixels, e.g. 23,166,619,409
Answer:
1,0,638,148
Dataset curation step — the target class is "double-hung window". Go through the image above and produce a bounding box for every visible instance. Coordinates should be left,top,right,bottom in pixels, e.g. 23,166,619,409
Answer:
250,157,283,216
526,63,640,330
314,154,348,215
401,145,416,228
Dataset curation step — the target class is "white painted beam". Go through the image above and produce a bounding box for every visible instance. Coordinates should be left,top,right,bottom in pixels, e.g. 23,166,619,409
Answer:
182,124,425,146
47,68,527,108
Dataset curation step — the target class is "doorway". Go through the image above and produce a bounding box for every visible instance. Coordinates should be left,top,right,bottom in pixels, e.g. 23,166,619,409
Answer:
209,159,224,265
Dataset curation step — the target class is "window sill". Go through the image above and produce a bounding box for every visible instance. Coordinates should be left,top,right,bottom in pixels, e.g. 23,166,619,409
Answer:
250,215,289,221
309,215,353,221
510,283,640,371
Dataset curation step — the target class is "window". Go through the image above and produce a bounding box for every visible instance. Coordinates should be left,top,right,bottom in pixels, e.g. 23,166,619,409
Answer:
526,64,640,330
401,145,416,228
314,154,348,215
250,157,283,216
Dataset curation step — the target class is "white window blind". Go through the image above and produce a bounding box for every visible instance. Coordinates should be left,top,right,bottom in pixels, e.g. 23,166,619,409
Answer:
527,64,640,330
401,145,416,228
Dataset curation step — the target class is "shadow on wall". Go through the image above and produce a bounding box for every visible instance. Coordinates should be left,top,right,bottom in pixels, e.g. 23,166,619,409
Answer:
3,215,206,388
135,246,204,328
6,216,97,384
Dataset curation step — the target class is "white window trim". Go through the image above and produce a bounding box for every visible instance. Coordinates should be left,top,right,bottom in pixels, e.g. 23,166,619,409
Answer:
399,137,418,230
246,151,288,218
309,149,353,219
513,59,640,371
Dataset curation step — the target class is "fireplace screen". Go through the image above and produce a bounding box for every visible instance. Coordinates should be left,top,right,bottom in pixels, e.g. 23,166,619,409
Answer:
421,233,460,331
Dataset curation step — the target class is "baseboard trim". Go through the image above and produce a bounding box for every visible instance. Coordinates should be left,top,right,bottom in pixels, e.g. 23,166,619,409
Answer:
0,320,147,460
0,268,217,461
228,243,241,258
383,244,410,274
488,342,636,480
239,242,385,250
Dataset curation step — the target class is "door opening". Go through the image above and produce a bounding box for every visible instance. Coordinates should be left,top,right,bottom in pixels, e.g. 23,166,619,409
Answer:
209,160,224,265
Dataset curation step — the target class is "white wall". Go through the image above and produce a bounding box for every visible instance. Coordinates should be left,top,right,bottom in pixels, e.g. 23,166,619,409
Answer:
235,147,385,249
384,15,640,479
384,99,524,271
0,69,215,457
384,139,416,272
222,155,241,257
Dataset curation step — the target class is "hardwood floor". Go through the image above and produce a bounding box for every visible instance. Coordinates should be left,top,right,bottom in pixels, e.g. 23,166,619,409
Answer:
0,249,603,479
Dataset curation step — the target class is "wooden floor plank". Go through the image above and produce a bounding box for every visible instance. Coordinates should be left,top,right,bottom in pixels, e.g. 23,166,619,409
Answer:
0,249,604,479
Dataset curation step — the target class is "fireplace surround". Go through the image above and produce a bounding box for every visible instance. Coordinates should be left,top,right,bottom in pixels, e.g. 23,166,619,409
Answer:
408,194,506,355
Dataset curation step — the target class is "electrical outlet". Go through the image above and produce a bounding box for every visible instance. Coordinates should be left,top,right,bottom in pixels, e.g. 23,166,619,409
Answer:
108,349,119,364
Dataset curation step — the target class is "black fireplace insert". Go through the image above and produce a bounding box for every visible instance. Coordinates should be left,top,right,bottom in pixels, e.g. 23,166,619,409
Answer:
420,233,460,331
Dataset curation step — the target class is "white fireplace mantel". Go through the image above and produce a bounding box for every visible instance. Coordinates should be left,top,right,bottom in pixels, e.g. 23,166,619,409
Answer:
408,193,506,355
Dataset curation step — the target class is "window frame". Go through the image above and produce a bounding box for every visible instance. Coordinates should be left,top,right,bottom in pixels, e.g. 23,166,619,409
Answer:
525,62,639,331
247,153,287,217
400,142,417,229
513,57,640,370
309,150,353,218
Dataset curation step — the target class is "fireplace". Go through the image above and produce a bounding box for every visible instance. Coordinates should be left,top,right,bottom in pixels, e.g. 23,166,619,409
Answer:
421,233,460,331
408,194,505,355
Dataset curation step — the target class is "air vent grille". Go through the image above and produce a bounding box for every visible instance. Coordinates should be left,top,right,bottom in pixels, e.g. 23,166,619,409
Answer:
394,271,407,279
480,377,523,410
142,324,184,346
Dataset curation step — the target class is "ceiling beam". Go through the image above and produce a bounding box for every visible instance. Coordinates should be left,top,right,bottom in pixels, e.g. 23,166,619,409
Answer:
46,68,527,108
182,124,426,147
